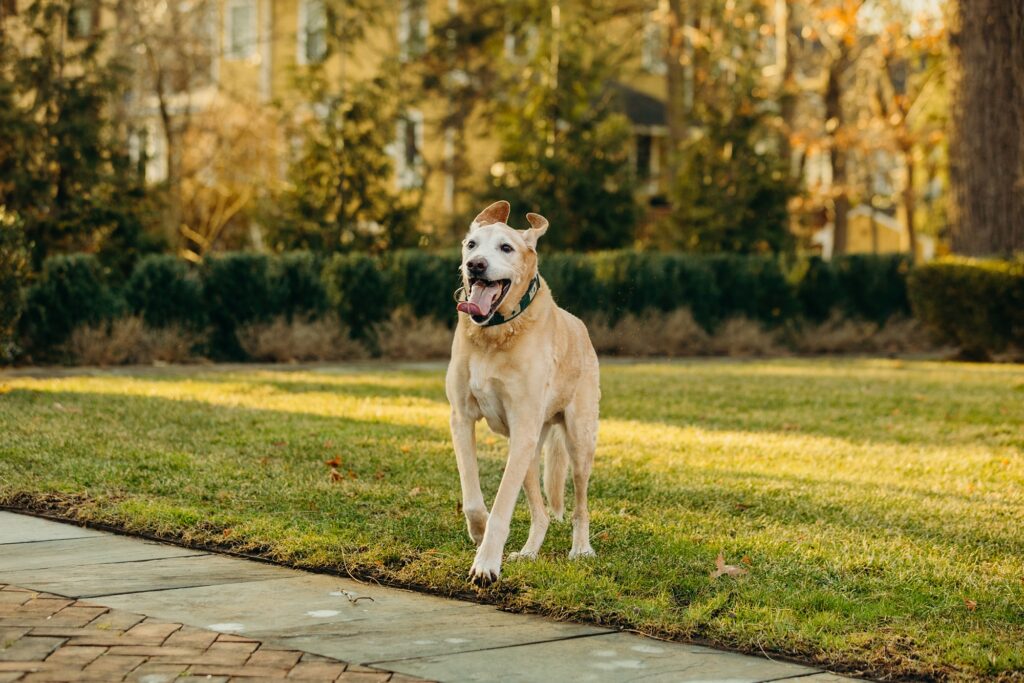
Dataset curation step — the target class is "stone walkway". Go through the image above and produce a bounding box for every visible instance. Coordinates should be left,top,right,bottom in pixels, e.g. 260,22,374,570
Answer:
0,511,858,683
0,584,412,682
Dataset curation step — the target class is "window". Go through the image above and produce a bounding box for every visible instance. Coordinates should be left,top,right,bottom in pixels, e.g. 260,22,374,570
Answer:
67,0,97,39
298,0,327,65
398,0,428,61
225,0,257,61
392,111,424,189
128,123,167,185
635,134,653,180
641,12,666,75
1,0,18,20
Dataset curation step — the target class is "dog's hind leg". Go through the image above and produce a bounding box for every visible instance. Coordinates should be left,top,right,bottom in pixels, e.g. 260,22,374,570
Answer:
511,428,551,561
565,389,599,559
542,424,568,522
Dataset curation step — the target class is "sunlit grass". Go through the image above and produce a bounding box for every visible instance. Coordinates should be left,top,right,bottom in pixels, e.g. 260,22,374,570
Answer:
1,359,1022,680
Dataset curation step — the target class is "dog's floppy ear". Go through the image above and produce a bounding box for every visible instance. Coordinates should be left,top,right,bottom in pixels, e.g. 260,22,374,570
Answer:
522,213,548,250
471,200,511,229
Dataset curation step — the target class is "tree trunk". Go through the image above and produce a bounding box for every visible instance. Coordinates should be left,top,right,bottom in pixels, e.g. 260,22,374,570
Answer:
949,0,1024,256
902,145,917,262
665,0,687,180
825,58,848,255
776,0,796,177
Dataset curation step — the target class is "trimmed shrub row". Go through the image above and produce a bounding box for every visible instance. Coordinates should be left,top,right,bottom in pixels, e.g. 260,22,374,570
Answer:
908,258,1024,359
14,250,915,362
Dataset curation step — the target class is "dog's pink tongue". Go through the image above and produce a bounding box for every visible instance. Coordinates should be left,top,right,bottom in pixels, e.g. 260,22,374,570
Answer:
457,281,501,317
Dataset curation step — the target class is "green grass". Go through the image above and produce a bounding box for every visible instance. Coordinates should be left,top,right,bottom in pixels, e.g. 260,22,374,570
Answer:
1,359,1022,680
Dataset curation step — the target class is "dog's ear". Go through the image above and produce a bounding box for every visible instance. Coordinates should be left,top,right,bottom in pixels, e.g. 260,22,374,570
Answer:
471,200,511,229
522,213,548,251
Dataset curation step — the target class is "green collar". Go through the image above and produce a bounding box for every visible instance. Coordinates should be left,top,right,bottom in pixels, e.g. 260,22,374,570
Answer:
457,274,542,327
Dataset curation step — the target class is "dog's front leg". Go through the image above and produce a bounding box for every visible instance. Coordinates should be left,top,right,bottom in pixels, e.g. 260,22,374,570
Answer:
469,420,540,586
450,411,488,546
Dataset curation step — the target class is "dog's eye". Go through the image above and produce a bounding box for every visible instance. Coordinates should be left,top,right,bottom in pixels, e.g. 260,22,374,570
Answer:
500,244,513,253
466,240,476,249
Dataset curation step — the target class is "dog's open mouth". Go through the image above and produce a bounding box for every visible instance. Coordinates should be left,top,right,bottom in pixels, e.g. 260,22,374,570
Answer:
457,278,512,323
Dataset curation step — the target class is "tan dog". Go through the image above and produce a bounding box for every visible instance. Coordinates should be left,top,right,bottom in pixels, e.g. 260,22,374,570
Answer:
445,200,600,586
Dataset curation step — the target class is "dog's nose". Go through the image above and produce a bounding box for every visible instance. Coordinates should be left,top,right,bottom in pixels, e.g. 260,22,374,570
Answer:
466,258,488,276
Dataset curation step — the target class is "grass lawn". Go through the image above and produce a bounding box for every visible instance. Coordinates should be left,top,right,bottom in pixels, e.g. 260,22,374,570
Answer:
1,358,1022,680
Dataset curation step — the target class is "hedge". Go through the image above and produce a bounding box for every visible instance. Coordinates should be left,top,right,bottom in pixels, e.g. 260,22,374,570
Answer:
8,249,927,362
908,258,1024,358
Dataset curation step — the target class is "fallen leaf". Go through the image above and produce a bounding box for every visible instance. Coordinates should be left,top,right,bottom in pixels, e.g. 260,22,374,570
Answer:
400,445,411,453
734,503,752,511
222,528,233,537
347,470,358,480
324,456,342,468
596,530,610,541
330,468,344,482
741,555,752,566
374,471,385,480
710,553,749,579
408,486,422,496
964,598,977,612
272,440,286,448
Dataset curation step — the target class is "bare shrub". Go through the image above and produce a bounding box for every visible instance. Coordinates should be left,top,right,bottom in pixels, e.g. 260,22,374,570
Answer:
585,309,709,356
871,317,935,354
63,317,202,366
238,316,367,362
792,314,879,354
793,314,937,355
373,308,454,360
707,318,785,357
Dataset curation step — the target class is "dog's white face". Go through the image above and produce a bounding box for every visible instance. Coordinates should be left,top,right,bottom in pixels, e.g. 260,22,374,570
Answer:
457,201,548,325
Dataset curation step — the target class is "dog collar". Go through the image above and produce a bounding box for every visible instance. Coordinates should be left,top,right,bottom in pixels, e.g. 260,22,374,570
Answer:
455,274,542,327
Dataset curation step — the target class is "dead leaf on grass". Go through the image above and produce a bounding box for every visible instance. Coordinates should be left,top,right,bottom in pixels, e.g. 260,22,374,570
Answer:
710,553,749,579
374,471,386,480
330,468,344,482
272,440,287,448
408,486,422,496
964,598,977,611
400,445,411,453
324,456,343,468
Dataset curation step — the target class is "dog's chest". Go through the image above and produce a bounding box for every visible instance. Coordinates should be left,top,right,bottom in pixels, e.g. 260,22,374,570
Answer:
467,359,511,436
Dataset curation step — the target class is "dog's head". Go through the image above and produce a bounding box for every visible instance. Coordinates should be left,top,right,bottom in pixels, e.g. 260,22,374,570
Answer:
456,200,548,325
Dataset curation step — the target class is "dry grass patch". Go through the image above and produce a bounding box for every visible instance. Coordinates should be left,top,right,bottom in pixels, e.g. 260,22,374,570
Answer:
237,316,367,362
63,317,202,366
706,317,785,357
587,309,709,356
373,308,454,360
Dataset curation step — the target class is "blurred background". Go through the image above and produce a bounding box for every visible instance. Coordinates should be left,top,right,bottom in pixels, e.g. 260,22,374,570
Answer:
0,0,1021,365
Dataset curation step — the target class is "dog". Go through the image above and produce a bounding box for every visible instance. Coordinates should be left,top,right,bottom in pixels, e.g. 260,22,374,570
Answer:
445,200,600,586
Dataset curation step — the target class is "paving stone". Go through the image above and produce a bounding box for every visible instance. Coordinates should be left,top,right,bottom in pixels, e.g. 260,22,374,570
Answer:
0,536,203,573
162,626,218,650
44,644,108,666
0,512,103,545
124,661,188,682
336,672,390,682
123,620,181,644
246,647,302,669
185,664,291,678
82,653,147,676
375,631,818,683
0,554,295,600
0,635,66,662
285,660,347,680
0,672,25,682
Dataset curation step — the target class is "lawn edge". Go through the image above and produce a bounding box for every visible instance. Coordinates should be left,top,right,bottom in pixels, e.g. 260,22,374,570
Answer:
2,493,960,683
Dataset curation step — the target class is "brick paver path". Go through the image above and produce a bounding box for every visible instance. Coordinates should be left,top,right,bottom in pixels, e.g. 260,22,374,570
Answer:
0,584,426,683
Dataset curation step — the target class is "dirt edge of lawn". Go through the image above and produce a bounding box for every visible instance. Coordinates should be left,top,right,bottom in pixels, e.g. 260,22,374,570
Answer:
2,490,960,683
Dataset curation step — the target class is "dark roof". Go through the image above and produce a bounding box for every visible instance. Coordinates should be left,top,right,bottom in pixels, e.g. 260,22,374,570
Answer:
610,82,666,128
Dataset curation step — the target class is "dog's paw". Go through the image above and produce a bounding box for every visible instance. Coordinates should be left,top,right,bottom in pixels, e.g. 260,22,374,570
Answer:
468,555,502,587
568,546,596,560
508,550,538,562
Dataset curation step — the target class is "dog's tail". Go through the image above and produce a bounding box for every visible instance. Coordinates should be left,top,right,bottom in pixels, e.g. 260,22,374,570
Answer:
543,424,569,522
